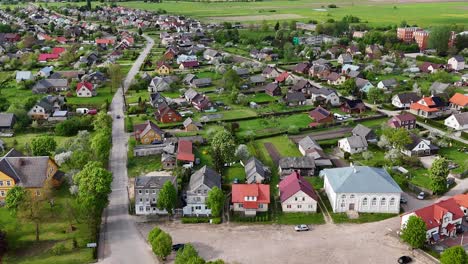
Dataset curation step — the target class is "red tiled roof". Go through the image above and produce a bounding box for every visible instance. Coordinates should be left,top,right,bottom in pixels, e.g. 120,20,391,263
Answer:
449,93,468,107
279,172,318,203
309,106,331,122
275,71,289,82
408,198,464,230
96,38,115,45
410,102,439,112
453,194,468,208
38,53,59,61
181,61,199,68
76,82,93,92
232,184,270,205
55,36,67,43
177,140,194,162
51,47,66,55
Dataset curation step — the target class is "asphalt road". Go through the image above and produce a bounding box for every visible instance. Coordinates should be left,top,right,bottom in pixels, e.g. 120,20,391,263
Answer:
98,34,156,264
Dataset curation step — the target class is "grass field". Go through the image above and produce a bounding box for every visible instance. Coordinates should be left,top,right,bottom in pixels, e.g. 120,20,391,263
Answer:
117,1,468,26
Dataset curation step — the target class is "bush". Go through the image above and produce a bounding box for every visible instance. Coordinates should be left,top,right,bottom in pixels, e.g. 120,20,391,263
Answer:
211,217,222,224
49,243,67,256
327,4,337,8
181,217,210,224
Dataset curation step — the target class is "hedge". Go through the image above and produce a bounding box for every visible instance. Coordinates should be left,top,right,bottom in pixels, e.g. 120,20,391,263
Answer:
181,217,221,224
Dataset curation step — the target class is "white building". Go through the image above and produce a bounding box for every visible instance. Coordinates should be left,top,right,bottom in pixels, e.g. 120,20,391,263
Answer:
134,175,177,215
320,166,402,213
447,55,465,71
338,135,368,154
182,166,221,216
445,112,468,131
279,172,318,213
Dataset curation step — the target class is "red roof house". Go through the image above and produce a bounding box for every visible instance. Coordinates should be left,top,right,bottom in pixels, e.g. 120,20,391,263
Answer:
410,96,446,118
177,140,195,164
308,106,333,126
76,82,96,97
387,113,416,129
279,172,318,212
96,38,115,46
401,197,465,242
275,71,289,83
232,184,270,216
179,60,199,69
449,93,468,111
38,53,59,62
55,37,67,44
52,47,66,55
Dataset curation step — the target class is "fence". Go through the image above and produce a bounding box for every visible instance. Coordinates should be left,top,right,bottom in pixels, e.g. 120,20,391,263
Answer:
407,182,433,196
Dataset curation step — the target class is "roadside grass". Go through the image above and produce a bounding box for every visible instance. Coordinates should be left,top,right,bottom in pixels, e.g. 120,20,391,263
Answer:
276,211,325,225
1,185,94,264
127,154,163,178
331,212,398,224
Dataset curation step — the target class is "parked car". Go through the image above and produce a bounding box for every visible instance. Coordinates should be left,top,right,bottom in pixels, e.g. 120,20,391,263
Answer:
447,177,455,185
400,197,407,204
294,224,309,232
417,192,425,200
397,256,412,264
172,244,185,252
116,115,121,119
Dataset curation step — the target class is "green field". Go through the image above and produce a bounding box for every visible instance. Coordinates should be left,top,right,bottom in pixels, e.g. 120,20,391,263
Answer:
117,1,468,26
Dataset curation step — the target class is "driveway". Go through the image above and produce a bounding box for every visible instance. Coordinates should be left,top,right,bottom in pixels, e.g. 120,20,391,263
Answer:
98,34,156,264
138,218,429,264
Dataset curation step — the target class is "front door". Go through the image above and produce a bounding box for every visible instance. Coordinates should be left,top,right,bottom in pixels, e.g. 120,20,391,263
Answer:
349,203,355,211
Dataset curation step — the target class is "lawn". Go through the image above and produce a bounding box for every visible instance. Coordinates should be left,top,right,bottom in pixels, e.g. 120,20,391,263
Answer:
276,211,325,225
65,84,114,107
438,146,468,174
1,186,95,264
116,1,468,27
256,135,302,158
248,93,278,104
236,113,311,138
305,177,324,190
194,145,213,168
223,163,246,183
2,133,74,154
127,154,163,178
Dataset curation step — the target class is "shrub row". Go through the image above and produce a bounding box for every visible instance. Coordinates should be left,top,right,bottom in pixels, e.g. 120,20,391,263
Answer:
181,217,221,224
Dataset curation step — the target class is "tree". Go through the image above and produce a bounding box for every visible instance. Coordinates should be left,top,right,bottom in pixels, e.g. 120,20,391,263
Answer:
108,63,123,93
282,42,294,62
86,0,92,10
148,227,162,243
138,27,143,36
93,111,112,130
234,144,250,161
401,215,427,249
340,79,358,96
429,157,449,194
211,130,236,172
381,128,411,151
151,231,172,260
31,136,57,156
367,87,385,104
206,187,225,218
428,26,451,55
91,130,112,163
5,186,26,212
222,69,240,90
157,181,177,215
175,243,205,264
274,21,280,31
440,246,468,264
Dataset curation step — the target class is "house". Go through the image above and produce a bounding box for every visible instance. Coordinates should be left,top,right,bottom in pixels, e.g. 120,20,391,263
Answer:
342,64,360,75
28,95,66,120
183,166,221,216
410,96,446,118
298,136,322,157
429,82,450,95
402,134,439,157
38,53,59,63
148,76,176,92
284,92,306,106
161,153,177,170
448,55,465,71
37,66,54,78
95,38,115,47
278,156,315,178
290,79,311,93
401,198,464,242
420,62,444,74
341,99,366,114
0,113,15,131
445,112,468,131
190,78,212,88
308,106,333,125
191,94,212,111
264,82,281,96
75,82,96,97
249,75,266,86
177,140,195,166
15,71,34,83
262,66,281,79
377,79,398,91
32,79,69,94
279,172,318,213
149,92,167,108
337,53,353,65
352,124,377,143
203,49,221,61
293,62,310,74
448,93,468,112
355,78,374,93
275,72,289,83
320,166,402,213
183,117,202,132
179,60,199,70
232,184,270,216
134,175,177,215
387,113,417,130
338,135,368,154
0,149,64,200
155,61,173,75
391,93,421,109
308,87,340,106
155,103,183,123
133,120,165,145
327,72,346,86
244,157,270,184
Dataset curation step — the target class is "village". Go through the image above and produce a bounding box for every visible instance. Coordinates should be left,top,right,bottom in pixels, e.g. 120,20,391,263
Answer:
0,1,466,264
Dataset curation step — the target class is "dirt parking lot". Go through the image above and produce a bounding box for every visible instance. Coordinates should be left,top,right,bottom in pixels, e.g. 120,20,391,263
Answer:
138,217,430,264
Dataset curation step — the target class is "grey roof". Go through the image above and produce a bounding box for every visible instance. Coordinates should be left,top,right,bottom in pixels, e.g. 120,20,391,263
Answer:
309,87,336,96
343,135,368,148
183,117,202,128
352,124,373,138
134,175,176,189
183,73,196,84
298,136,322,152
3,156,57,188
394,92,421,104
235,68,249,76
452,55,465,62
192,78,212,86
187,166,221,191
185,88,199,100
279,156,315,169
285,92,306,102
320,166,402,193
250,75,266,84
244,157,269,184
0,113,14,128
380,78,398,87
452,112,468,126
430,82,450,94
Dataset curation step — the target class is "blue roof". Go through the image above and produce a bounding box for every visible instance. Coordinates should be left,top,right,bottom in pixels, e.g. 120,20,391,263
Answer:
320,166,402,193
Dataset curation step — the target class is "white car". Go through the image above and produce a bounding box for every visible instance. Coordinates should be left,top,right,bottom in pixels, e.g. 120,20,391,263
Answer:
294,224,309,232
417,192,425,200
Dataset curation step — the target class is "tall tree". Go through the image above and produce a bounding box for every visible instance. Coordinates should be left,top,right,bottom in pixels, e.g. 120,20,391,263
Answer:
381,128,411,151
440,246,467,264
175,243,205,264
222,69,240,90
429,157,449,194
157,181,177,215
211,130,236,172
401,215,427,249
108,63,123,93
86,0,91,10
206,187,225,218
150,231,172,260
31,136,57,156
5,186,26,212
428,26,451,55
367,87,385,104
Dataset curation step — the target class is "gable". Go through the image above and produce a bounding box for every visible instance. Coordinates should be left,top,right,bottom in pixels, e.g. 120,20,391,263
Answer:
0,170,15,181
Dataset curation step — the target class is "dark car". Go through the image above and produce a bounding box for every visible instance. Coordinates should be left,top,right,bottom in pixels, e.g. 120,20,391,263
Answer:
400,197,408,204
172,244,185,252
398,256,412,264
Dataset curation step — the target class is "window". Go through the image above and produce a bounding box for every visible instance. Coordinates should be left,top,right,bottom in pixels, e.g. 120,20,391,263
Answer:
152,198,156,202
138,190,142,194
139,206,144,212
341,194,346,199
146,198,149,202
0,190,4,197
350,194,355,199
287,205,291,209
390,198,395,206
146,206,150,211
139,198,143,203
152,190,156,194
0,181,3,186
239,204,243,208
295,197,298,201
36,190,41,196
145,190,149,194
6,181,11,186
380,198,386,206
308,204,313,208
302,197,305,201
297,205,302,209
362,198,368,206
258,204,263,209
371,197,377,206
